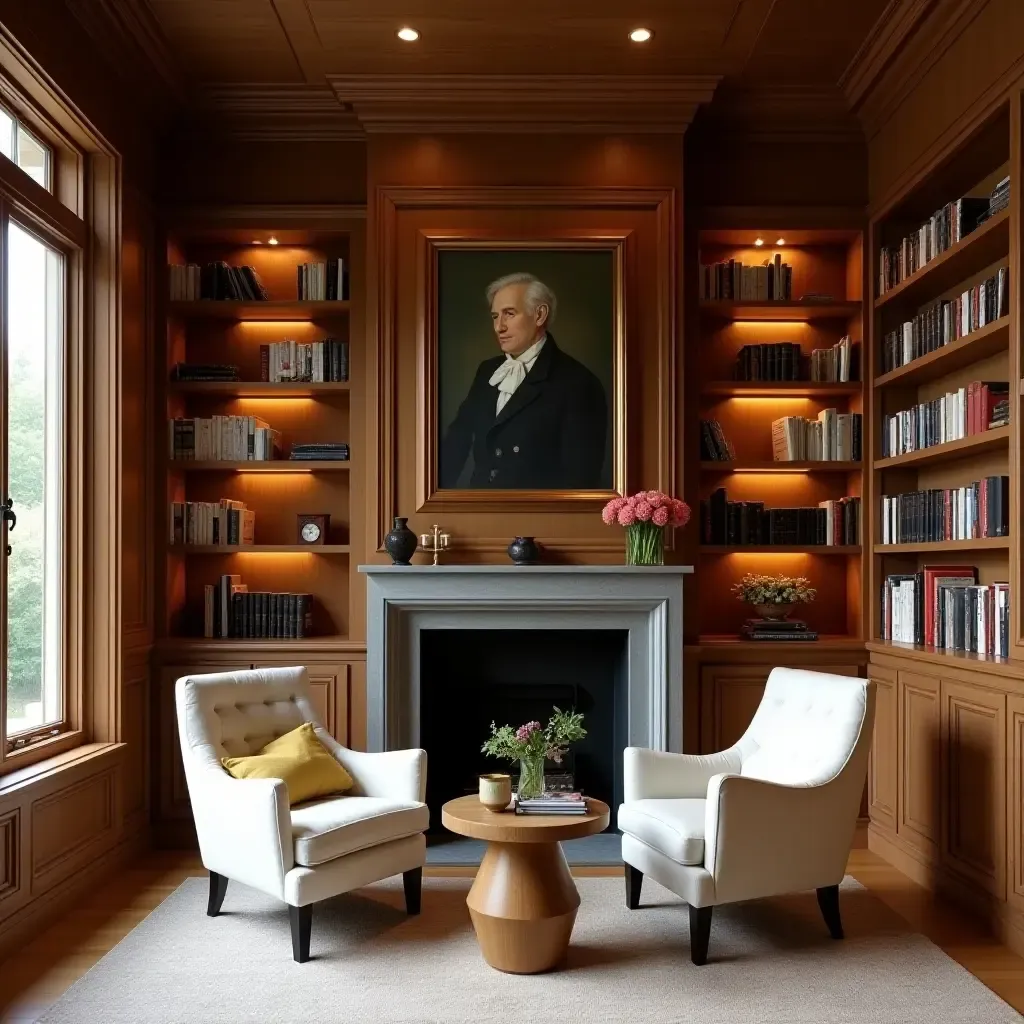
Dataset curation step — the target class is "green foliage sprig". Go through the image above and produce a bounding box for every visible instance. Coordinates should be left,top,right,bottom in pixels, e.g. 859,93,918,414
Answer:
481,707,587,765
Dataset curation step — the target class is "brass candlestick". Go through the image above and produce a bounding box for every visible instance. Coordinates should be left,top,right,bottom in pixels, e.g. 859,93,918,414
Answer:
419,524,451,565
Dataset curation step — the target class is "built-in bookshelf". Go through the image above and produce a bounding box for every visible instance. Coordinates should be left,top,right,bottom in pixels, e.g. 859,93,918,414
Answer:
868,103,1015,664
159,216,363,650
694,222,867,644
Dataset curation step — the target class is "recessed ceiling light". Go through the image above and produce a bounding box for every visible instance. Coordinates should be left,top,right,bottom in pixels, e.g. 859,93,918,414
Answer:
754,237,764,247
629,28,652,43
775,238,786,246
267,236,279,246
397,27,419,42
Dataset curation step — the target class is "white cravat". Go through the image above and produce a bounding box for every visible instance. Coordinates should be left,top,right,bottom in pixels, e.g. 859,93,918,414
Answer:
489,335,546,415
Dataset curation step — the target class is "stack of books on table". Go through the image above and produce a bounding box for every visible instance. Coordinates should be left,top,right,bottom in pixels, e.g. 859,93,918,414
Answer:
514,792,588,816
740,618,818,642
288,443,350,461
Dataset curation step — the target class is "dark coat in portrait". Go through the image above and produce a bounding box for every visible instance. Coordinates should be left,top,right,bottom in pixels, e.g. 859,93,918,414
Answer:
440,336,608,489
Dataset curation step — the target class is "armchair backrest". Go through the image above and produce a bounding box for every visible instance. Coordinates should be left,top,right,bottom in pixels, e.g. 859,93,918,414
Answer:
736,668,872,788
175,666,325,772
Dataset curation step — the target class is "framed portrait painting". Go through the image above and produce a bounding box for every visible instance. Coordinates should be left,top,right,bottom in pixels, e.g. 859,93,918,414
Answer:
420,240,625,507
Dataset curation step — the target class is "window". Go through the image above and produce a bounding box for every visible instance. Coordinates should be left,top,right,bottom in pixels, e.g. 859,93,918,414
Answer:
4,221,66,747
0,104,50,190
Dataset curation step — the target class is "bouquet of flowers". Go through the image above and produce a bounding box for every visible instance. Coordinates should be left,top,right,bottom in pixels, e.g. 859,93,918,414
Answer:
601,490,691,565
732,572,816,608
482,708,587,799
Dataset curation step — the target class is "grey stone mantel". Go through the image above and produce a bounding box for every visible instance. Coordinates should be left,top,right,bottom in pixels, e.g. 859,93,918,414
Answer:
358,564,692,754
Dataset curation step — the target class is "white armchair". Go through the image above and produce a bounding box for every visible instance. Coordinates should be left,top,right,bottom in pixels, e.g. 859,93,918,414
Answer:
175,666,429,962
619,667,874,964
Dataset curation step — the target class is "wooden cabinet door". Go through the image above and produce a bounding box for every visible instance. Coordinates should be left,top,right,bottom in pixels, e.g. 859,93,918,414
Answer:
897,670,941,853
1008,695,1024,915
868,663,898,833
941,678,1006,899
700,665,770,754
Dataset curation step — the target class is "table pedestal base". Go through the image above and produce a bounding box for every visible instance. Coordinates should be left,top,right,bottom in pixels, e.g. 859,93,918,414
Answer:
466,839,580,974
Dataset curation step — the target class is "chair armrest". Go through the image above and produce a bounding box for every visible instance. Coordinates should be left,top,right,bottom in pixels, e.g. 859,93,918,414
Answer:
704,773,859,905
623,746,742,801
326,745,427,803
188,766,293,899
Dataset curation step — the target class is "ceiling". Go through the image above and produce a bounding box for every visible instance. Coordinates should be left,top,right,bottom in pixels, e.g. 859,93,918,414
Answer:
140,0,891,86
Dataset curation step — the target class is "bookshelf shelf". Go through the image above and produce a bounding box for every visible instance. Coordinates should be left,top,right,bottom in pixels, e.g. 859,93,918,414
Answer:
703,381,861,397
872,426,1010,470
698,300,861,322
873,316,1010,389
169,381,350,397
873,537,1009,554
168,300,351,321
700,460,861,473
700,544,861,554
169,544,351,554
864,640,1015,676
874,207,1009,312
169,460,352,472
695,635,864,651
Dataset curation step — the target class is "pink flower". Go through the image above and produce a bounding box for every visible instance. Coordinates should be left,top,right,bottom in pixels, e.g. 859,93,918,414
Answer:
617,505,636,527
670,499,691,528
652,505,670,527
645,490,666,508
634,499,653,522
515,721,542,742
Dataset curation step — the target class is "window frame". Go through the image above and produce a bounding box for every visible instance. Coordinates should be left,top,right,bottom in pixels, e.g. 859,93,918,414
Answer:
0,97,87,770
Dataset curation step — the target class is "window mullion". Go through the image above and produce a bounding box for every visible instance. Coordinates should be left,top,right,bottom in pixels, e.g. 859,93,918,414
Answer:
0,197,8,760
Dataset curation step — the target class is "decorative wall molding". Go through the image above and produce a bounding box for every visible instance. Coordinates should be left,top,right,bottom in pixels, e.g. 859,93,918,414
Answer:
330,75,721,133
193,85,365,141
0,809,18,902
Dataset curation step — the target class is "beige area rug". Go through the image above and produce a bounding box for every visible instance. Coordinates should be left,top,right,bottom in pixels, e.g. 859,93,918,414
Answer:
39,875,1021,1023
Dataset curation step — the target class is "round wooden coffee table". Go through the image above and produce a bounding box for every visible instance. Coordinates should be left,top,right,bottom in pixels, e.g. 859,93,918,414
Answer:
441,794,611,974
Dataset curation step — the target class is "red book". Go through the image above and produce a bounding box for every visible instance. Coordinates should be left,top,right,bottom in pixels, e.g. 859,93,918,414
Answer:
923,564,978,646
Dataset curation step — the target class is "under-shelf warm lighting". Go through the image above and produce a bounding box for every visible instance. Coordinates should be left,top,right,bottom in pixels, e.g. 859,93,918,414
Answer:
629,28,652,42
754,237,765,247
397,26,419,41
775,238,786,246
733,320,809,326
251,240,262,245
267,236,279,246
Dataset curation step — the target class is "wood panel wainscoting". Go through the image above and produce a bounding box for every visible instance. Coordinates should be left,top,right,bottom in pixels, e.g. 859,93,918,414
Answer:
866,647,1024,955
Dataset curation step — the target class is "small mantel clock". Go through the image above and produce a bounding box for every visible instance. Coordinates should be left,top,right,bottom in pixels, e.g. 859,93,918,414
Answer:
297,513,330,546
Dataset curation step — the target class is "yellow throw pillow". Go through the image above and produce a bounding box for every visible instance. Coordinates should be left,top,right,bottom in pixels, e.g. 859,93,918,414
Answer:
221,722,354,805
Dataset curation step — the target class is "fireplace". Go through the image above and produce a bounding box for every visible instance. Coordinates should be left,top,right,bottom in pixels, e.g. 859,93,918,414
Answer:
420,628,629,828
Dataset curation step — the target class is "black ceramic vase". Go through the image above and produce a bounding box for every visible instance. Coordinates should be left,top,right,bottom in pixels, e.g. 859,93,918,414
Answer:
385,517,418,565
507,536,540,565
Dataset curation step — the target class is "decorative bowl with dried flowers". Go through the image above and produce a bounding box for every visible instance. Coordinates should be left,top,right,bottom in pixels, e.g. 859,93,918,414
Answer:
731,572,817,620
481,708,586,800
601,491,691,565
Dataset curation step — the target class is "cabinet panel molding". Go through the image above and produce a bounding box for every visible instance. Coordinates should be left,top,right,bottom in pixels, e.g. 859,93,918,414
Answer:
897,670,940,851
869,663,897,832
1007,695,1024,912
0,809,19,903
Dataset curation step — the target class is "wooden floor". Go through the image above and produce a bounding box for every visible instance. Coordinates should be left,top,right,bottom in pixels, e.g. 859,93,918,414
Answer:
3,832,1024,1021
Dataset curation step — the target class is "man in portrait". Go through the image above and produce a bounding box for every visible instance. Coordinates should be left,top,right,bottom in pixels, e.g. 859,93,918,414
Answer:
439,272,608,489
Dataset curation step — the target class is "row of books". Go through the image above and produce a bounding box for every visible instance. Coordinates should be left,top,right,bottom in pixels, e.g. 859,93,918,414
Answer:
699,419,735,461
169,416,280,462
261,339,350,383
169,262,269,302
877,189,1000,296
733,338,859,383
880,381,1009,458
880,477,1010,544
771,411,863,462
991,175,1010,216
701,489,861,546
204,574,314,639
170,500,255,547
514,792,588,816
881,567,1009,657
289,443,350,462
699,253,793,301
742,618,818,642
880,268,1009,374
296,260,348,301
171,363,240,382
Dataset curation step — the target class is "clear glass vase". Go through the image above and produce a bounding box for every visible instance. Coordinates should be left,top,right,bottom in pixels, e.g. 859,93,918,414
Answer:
517,754,545,800
625,523,665,565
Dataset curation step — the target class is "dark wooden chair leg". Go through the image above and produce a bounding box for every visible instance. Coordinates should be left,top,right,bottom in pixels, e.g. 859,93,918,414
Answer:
206,871,228,917
403,867,422,915
689,904,713,965
289,903,312,962
625,863,644,909
816,884,843,939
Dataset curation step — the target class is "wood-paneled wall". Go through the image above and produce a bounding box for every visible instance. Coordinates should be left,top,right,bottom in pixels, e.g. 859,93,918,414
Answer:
0,1,157,957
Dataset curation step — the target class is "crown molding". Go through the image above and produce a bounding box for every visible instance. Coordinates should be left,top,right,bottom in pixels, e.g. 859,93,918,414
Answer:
839,0,986,139
695,84,863,143
190,85,365,141
64,0,185,107
328,75,721,133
